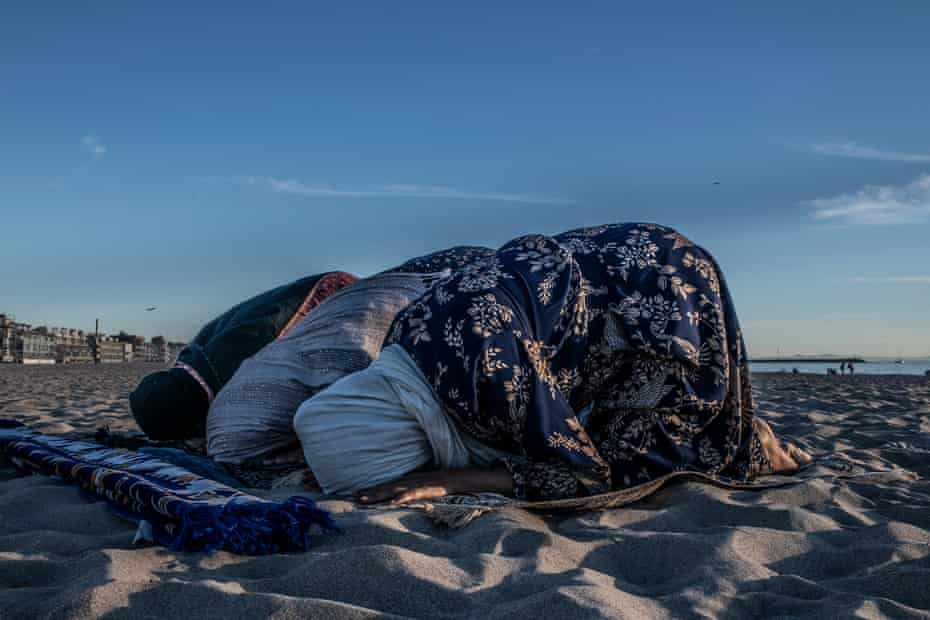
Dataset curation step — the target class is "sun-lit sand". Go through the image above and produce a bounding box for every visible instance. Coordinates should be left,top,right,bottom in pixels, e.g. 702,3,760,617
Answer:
2,363,929,618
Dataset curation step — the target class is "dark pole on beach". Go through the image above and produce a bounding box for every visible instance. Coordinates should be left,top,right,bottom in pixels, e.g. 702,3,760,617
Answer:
94,318,100,365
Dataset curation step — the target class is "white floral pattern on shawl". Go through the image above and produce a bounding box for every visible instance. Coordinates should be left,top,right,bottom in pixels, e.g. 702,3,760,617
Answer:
386,223,762,501
382,246,497,276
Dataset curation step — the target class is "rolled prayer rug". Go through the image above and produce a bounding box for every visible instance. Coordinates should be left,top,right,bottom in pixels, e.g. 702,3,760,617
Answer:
0,420,338,554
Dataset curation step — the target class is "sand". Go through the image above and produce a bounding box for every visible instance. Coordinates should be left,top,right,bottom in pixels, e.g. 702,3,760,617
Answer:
1,363,929,619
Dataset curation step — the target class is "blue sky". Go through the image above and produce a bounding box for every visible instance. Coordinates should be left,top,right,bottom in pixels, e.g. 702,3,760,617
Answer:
2,2,929,357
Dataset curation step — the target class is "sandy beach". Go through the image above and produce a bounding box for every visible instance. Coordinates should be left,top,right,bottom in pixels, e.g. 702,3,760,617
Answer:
1,363,929,619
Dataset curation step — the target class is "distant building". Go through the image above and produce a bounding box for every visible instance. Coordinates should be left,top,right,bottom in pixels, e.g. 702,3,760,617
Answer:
133,341,151,362
149,340,169,363
115,333,146,362
133,339,178,364
0,314,15,363
1,315,57,364
0,313,185,365
89,335,126,364
51,327,93,363
14,329,56,364
167,341,186,363
142,337,184,364
120,341,133,362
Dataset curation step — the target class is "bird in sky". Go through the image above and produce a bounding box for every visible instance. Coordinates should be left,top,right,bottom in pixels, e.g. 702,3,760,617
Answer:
145,307,157,311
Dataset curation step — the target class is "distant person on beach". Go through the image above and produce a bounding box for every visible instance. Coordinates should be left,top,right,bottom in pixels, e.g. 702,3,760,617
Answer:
840,362,846,375
848,361,855,375
129,272,358,440
291,223,809,503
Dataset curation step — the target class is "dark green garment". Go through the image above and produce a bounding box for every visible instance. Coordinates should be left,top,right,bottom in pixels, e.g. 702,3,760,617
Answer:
179,275,327,394
131,275,326,440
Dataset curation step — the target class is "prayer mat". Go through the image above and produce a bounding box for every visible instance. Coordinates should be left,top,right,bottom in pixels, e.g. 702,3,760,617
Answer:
0,420,337,554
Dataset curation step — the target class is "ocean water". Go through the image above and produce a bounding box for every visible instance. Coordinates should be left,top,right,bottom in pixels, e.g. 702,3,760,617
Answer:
750,360,930,376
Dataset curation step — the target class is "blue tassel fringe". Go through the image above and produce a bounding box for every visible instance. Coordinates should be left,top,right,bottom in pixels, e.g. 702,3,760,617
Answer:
168,496,342,554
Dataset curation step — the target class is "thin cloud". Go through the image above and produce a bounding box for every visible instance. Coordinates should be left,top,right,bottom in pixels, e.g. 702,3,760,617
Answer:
806,174,930,225
81,135,107,159
211,176,576,204
808,142,930,163
847,276,930,284
48,135,108,188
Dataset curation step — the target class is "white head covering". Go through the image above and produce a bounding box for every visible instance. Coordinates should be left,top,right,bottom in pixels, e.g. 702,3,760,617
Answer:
293,344,504,496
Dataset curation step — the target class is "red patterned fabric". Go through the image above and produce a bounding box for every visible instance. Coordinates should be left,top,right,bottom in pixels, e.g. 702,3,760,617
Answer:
276,271,358,339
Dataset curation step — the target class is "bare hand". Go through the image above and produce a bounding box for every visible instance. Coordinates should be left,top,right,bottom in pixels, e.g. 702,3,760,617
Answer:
355,467,512,505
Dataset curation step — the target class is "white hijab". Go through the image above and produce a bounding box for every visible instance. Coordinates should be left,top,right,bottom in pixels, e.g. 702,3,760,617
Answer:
293,344,504,496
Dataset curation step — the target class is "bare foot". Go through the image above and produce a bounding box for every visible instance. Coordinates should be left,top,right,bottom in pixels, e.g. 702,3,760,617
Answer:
754,418,811,475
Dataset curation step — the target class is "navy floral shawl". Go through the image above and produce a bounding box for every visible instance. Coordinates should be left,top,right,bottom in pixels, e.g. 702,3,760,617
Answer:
386,223,764,501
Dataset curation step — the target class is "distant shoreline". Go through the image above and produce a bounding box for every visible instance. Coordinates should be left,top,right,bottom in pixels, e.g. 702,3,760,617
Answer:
753,370,929,380
752,357,866,364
